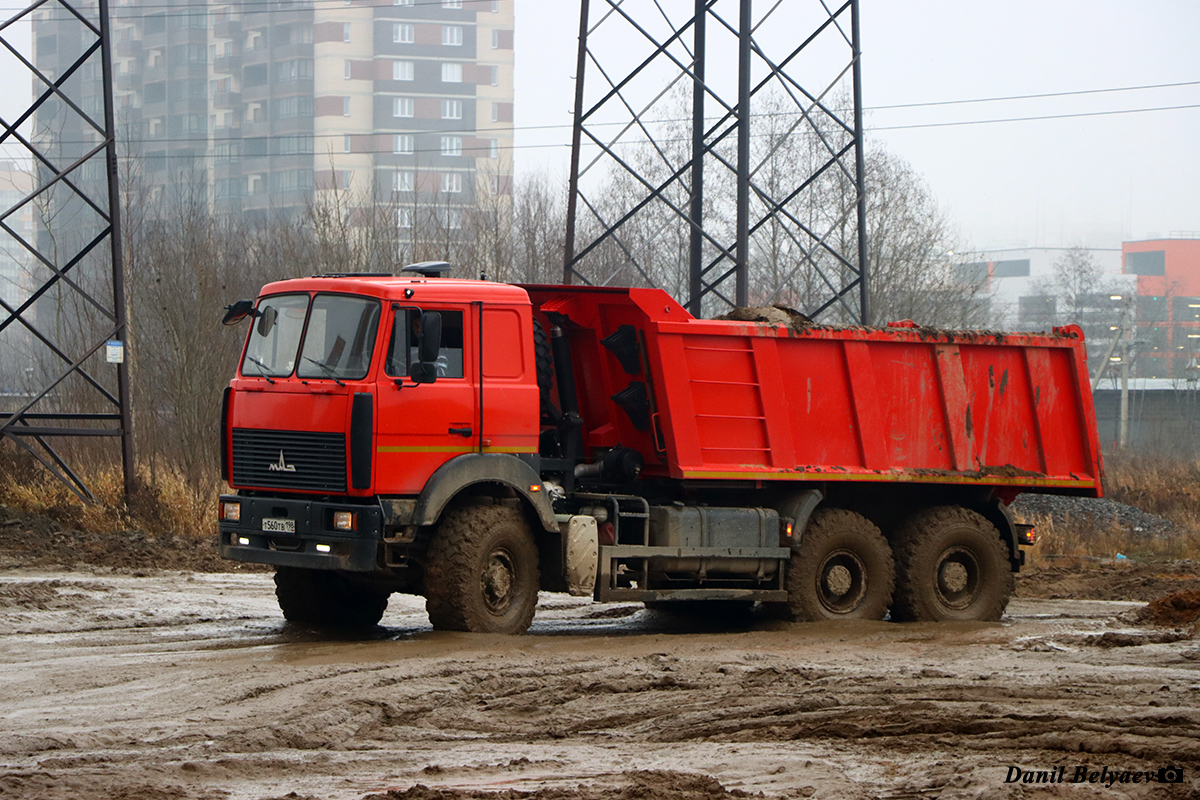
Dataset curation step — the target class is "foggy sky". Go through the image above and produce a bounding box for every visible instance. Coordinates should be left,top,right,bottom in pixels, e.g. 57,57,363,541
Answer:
513,0,1200,252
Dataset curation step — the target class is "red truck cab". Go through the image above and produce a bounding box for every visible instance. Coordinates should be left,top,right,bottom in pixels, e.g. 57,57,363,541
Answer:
219,273,552,577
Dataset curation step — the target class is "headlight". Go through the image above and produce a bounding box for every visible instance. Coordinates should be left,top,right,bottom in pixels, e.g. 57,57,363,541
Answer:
220,501,241,522
333,511,357,531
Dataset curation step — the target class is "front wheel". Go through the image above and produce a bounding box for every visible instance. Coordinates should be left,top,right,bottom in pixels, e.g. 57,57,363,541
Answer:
423,503,540,634
781,508,895,621
890,506,1013,622
274,567,389,628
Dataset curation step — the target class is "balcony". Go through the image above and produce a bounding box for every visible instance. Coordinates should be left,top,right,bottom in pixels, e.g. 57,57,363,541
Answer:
213,18,242,39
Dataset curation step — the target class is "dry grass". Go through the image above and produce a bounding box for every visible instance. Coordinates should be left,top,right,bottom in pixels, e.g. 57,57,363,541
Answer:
5,446,1200,564
1023,455,1200,563
0,446,218,541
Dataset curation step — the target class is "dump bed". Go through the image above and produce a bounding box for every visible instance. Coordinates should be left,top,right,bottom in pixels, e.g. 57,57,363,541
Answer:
525,285,1103,496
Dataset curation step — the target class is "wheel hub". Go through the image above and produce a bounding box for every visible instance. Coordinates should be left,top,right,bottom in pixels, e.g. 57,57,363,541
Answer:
482,548,516,614
935,546,980,609
817,550,867,614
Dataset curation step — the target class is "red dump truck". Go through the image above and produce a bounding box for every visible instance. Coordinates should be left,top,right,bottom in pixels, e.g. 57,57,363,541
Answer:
218,267,1103,633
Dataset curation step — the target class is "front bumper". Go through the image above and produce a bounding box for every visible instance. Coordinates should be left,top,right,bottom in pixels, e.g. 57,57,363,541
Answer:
218,494,384,572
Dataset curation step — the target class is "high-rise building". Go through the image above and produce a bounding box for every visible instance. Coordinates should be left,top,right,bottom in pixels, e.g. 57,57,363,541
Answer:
0,161,34,312
34,0,514,232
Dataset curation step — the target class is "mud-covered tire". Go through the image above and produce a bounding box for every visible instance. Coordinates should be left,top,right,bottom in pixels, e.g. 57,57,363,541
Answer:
274,567,389,628
782,508,894,621
424,503,540,634
890,506,1013,622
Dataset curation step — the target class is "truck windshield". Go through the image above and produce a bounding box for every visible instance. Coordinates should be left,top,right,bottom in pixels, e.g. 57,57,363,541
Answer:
297,295,381,381
241,293,308,377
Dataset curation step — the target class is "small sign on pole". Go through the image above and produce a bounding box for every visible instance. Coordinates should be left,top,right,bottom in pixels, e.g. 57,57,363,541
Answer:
106,340,124,364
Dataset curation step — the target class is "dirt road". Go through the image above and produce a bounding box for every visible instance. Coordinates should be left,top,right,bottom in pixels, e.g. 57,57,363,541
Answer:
1,570,1198,800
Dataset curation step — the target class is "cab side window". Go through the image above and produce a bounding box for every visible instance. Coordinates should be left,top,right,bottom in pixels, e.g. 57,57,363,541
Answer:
385,309,465,378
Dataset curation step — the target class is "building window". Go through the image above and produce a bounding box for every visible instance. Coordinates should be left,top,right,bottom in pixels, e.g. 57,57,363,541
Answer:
441,172,462,193
397,208,412,229
441,62,462,83
393,60,413,81
393,97,414,117
394,170,413,192
441,135,462,156
394,23,414,43
491,29,499,49
274,95,314,118
393,134,414,154
442,0,462,7
443,208,462,229
491,102,499,123
344,134,352,153
442,25,463,46
490,65,499,86
344,59,352,79
492,0,499,11
394,0,413,5
442,99,462,120
343,97,351,116
274,59,313,82
489,139,498,159
343,22,351,42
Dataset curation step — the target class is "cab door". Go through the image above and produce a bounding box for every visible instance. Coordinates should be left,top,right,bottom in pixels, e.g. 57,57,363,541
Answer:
374,304,478,494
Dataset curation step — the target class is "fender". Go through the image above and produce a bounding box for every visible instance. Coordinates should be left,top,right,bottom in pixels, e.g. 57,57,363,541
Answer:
412,453,558,532
979,495,1021,572
777,489,824,548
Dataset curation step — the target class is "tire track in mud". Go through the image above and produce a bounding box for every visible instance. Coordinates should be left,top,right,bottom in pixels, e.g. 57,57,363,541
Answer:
4,576,1200,799
190,647,1200,770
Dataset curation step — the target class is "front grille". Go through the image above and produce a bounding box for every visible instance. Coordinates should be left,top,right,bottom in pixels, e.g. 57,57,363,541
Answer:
231,429,347,492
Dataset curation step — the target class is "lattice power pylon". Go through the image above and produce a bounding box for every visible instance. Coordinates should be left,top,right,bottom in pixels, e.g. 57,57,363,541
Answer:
0,0,133,500
564,0,869,323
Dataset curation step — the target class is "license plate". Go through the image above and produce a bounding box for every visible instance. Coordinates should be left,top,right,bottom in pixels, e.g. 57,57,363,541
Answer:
262,518,295,534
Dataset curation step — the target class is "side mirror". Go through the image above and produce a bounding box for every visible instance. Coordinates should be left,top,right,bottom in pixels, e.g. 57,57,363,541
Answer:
418,311,442,363
222,299,256,326
256,305,278,337
410,362,438,384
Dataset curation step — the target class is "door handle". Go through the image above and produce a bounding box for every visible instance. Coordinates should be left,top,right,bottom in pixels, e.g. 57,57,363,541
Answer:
449,427,473,437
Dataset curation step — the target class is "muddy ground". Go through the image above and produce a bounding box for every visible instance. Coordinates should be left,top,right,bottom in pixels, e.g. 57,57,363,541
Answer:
1,568,1198,800
2,503,1200,799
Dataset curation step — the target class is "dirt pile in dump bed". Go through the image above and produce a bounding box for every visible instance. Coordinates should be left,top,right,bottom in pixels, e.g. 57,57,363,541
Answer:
0,503,264,573
713,305,812,332
1136,589,1200,627
365,771,757,800
1016,559,1200,602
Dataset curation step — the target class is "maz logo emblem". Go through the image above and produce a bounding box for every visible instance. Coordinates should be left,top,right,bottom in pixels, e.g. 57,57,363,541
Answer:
268,451,296,473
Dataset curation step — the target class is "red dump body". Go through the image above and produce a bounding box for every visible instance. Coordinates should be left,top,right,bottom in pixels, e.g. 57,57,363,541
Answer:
527,285,1104,497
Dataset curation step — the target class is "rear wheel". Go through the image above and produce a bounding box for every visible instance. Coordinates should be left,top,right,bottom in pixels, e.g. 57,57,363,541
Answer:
424,503,540,634
890,506,1013,622
274,567,389,628
782,508,894,621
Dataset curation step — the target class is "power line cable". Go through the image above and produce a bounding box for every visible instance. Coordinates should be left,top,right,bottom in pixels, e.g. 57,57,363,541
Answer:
11,96,1200,158
868,80,1200,110
871,102,1200,132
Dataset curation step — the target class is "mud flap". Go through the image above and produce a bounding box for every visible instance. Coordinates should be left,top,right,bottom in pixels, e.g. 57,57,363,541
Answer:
565,515,599,597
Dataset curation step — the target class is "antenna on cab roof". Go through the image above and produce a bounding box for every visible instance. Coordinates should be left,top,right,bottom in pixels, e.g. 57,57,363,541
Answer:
402,261,452,279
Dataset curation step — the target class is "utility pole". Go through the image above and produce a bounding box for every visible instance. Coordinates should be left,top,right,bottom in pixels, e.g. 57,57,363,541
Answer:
1117,297,1135,450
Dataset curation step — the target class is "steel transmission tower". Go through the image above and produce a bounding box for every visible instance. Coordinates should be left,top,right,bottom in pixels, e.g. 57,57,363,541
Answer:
0,0,133,499
564,0,869,323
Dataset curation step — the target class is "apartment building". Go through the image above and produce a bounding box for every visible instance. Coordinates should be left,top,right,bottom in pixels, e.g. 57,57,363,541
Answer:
34,0,514,230
958,238,1200,380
